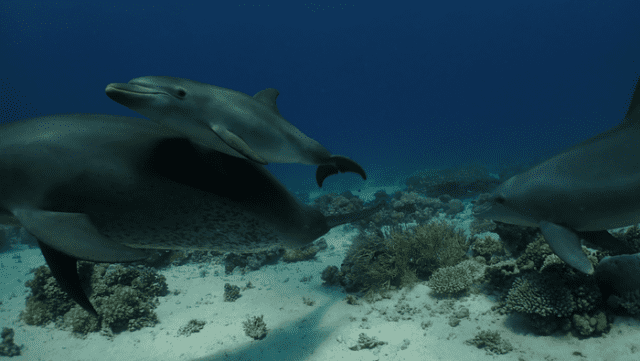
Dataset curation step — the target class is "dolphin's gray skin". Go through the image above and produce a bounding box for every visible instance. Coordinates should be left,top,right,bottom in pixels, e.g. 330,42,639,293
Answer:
105,76,366,187
0,114,381,315
594,253,640,304
473,77,640,275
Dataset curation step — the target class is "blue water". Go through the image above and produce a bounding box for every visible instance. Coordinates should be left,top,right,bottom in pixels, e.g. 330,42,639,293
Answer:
1,0,639,192
3,2,640,360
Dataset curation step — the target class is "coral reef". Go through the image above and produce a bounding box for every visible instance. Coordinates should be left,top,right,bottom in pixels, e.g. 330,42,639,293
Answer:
313,191,466,232
473,230,615,337
505,276,575,317
515,235,554,271
21,266,75,326
63,306,100,334
483,259,521,292
21,263,168,335
177,319,206,336
491,222,541,256
313,192,364,216
340,222,468,294
502,261,604,335
315,238,328,251
223,246,284,274
448,307,470,327
387,221,468,274
282,245,319,263
471,235,505,261
302,296,315,306
348,333,387,351
428,259,485,296
465,330,513,355
445,198,465,215
223,283,241,302
0,328,21,357
572,311,610,336
405,164,500,198
242,315,267,340
345,295,361,305
468,218,497,235
382,192,438,226
320,265,343,285
94,285,159,333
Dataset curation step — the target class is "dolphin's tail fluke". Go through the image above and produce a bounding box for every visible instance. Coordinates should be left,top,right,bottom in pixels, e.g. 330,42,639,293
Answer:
316,155,367,187
325,203,384,228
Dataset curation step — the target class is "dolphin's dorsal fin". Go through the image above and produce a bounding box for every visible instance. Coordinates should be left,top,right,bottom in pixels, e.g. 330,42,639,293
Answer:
253,88,281,116
569,76,640,150
622,75,640,126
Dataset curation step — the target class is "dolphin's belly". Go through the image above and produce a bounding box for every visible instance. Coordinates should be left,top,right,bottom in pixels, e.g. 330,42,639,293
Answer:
522,175,640,231
574,211,640,231
564,189,640,231
82,177,287,253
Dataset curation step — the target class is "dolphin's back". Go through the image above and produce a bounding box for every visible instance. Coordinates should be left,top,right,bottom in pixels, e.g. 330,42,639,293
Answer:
500,121,640,231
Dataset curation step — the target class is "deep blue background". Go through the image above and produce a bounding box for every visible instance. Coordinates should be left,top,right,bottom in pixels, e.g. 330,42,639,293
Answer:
1,1,639,194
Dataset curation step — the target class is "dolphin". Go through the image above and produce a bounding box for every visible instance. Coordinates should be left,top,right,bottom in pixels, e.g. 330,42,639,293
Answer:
0,113,382,315
594,253,640,304
105,76,366,187
473,77,640,275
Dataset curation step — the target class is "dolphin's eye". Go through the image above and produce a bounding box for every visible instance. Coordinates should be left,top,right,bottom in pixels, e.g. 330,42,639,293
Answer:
177,89,187,97
495,196,506,204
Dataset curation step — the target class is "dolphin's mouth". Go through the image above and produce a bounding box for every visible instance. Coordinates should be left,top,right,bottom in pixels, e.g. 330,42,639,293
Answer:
105,83,170,107
105,83,167,96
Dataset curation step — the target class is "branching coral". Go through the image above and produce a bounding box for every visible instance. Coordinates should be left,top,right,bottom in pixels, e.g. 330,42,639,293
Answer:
471,235,505,260
340,221,468,294
243,315,268,340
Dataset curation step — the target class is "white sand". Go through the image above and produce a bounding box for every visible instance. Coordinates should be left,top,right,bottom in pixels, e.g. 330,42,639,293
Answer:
2,202,640,361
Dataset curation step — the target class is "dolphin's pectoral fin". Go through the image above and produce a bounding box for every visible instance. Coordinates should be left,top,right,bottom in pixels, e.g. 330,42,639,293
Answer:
576,230,633,255
315,155,367,187
14,209,151,315
538,221,594,274
37,240,98,316
11,208,150,263
210,124,268,165
253,88,281,116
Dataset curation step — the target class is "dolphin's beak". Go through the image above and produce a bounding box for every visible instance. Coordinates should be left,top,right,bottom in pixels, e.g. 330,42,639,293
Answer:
105,83,167,106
